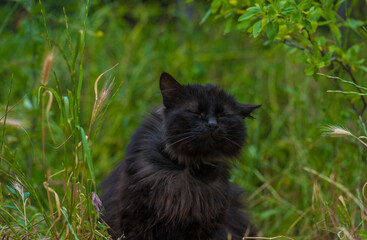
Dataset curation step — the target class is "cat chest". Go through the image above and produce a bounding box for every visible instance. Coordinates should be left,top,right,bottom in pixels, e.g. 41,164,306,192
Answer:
148,170,231,224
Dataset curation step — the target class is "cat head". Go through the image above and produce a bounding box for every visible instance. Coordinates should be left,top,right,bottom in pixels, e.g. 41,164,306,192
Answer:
160,72,260,163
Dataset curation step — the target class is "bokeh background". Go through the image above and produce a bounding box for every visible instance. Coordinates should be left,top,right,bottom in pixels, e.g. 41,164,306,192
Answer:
1,1,366,239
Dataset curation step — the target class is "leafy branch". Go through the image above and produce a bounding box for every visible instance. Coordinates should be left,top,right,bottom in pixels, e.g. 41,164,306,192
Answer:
205,0,367,123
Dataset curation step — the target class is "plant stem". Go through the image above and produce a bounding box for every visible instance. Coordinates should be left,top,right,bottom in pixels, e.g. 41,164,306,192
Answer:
42,93,59,240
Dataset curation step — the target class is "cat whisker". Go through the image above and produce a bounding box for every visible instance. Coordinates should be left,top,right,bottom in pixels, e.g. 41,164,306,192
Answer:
167,128,203,132
223,136,242,148
164,132,201,140
169,135,197,147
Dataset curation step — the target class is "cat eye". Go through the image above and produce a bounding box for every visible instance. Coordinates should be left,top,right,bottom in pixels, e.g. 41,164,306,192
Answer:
218,113,233,118
187,110,201,115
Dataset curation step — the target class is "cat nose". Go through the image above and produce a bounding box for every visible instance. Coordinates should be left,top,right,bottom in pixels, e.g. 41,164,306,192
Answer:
207,117,218,129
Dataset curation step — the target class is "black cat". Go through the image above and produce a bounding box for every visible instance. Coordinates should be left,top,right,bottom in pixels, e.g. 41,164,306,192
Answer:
100,72,260,240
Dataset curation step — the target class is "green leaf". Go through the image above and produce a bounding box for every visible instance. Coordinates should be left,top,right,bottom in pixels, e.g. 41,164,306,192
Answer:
305,64,315,76
247,6,262,14
358,65,367,73
77,29,85,104
313,69,320,81
266,21,279,40
259,209,278,218
238,6,262,22
330,24,341,45
63,96,70,120
72,29,82,69
200,9,212,25
302,19,312,30
281,7,296,14
312,42,321,60
78,126,95,181
301,0,312,11
236,19,255,32
238,11,256,21
358,26,367,39
224,17,233,35
347,18,364,29
357,230,367,240
7,186,16,195
323,0,333,8
28,213,43,226
324,212,329,228
252,20,263,37
4,205,18,211
336,203,350,228
68,90,74,120
61,208,79,240
210,0,222,14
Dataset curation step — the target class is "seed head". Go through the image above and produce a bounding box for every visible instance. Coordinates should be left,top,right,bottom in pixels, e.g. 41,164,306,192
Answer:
12,178,24,199
91,81,114,125
41,52,55,86
323,125,353,137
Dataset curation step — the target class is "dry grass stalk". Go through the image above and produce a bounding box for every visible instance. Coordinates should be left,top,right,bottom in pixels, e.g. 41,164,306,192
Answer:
41,52,55,86
41,87,59,239
337,227,355,240
93,63,119,101
0,95,26,122
43,90,56,143
363,182,367,203
43,181,61,234
243,236,294,240
0,118,23,128
305,167,367,217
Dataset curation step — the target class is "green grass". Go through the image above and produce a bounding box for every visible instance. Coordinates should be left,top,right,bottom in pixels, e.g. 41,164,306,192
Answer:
0,1,366,239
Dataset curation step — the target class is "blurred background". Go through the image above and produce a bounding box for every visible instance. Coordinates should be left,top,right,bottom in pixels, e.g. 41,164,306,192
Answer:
0,0,366,239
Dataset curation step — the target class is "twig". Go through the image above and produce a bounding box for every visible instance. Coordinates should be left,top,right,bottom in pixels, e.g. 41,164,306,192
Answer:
304,28,314,45
283,39,313,53
318,72,367,126
335,59,367,114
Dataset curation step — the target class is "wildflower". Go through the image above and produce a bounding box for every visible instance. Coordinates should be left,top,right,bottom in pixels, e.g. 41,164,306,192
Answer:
91,192,103,213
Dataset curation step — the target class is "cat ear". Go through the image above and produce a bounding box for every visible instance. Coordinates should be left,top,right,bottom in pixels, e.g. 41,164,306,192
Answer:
160,72,182,108
238,103,261,118
160,72,181,91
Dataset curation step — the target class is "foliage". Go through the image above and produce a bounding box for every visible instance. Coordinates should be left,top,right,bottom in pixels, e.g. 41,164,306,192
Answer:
206,0,367,123
204,0,367,239
0,0,366,239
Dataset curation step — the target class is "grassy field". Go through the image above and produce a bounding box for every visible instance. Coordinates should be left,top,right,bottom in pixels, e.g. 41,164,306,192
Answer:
0,1,366,239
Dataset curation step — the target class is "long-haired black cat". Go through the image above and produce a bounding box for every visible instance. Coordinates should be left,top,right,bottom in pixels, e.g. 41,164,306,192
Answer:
101,72,260,240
